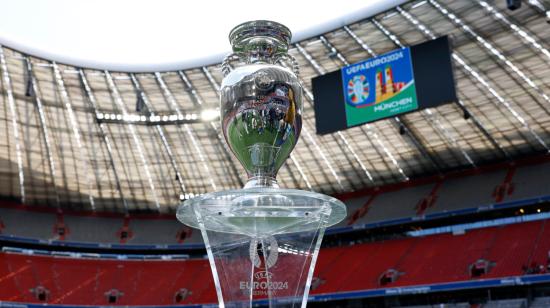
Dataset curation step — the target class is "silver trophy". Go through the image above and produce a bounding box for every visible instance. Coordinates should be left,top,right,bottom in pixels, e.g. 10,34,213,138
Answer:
177,21,346,307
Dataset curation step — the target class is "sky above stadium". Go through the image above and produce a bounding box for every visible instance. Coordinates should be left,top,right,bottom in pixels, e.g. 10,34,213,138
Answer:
0,0,405,71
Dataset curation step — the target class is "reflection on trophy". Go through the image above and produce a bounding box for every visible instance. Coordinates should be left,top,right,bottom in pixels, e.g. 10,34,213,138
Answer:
221,20,303,189
177,20,346,307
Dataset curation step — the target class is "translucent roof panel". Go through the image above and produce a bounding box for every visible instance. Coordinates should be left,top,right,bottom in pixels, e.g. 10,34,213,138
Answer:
1,0,550,213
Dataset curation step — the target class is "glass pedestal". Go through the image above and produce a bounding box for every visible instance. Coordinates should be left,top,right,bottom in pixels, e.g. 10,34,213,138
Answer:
177,187,346,307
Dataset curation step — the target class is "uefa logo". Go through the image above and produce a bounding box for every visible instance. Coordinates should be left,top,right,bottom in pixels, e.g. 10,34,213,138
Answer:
347,74,369,106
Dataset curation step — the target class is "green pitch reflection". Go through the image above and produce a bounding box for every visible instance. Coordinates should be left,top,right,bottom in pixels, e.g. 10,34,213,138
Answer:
226,108,297,178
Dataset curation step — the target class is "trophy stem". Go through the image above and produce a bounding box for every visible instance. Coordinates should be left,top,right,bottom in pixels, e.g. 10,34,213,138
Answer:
243,176,279,189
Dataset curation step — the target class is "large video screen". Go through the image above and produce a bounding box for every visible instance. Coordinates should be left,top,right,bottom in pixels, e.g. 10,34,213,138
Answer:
312,36,457,135
342,47,417,127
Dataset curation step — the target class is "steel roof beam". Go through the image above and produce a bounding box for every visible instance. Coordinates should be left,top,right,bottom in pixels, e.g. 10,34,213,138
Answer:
0,46,25,202
52,62,96,210
319,33,443,174
455,53,548,150
177,70,237,189
370,19,476,167
24,57,61,208
429,0,550,107
155,73,218,192
525,0,550,20
295,42,375,185
78,69,129,212
396,5,548,153
104,71,161,210
477,0,550,63
160,75,218,190
129,74,187,199
396,6,511,160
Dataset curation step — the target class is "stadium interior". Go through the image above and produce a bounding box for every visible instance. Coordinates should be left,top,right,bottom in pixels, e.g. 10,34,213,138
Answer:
1,0,550,307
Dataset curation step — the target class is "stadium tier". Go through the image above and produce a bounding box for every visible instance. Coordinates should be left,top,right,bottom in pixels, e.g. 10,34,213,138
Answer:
1,219,550,306
1,158,549,248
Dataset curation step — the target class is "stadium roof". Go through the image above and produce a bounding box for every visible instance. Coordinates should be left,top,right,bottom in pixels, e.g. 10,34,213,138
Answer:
1,0,550,213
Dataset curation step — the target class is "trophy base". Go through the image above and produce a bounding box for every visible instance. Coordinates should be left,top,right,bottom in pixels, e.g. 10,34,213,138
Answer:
177,187,346,237
176,188,346,307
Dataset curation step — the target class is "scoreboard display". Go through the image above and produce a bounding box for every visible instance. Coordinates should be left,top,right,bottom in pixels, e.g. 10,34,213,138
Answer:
312,36,457,135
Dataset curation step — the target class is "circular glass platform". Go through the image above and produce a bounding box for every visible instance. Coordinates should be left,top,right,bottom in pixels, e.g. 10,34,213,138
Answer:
177,187,346,237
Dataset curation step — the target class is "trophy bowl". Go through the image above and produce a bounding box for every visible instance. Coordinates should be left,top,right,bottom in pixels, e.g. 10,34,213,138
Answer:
221,20,303,189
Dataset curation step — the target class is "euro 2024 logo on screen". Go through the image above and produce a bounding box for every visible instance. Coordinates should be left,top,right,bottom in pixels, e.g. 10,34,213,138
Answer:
346,65,407,108
343,48,413,109
346,75,369,106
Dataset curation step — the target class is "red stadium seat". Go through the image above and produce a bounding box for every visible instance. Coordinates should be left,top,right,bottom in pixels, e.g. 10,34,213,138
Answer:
0,220,547,305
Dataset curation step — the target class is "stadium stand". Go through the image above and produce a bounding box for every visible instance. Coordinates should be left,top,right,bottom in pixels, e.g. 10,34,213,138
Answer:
402,302,529,308
0,206,56,239
2,219,550,306
127,218,195,244
0,206,204,247
426,170,506,215
0,253,213,305
507,163,550,202
481,299,528,308
347,183,434,225
64,215,121,243
338,159,550,230
530,297,550,307
400,305,470,308
316,220,550,292
2,159,549,249
0,126,547,307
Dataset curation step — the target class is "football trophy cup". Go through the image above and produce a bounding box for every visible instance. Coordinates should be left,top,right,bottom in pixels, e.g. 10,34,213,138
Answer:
177,20,346,307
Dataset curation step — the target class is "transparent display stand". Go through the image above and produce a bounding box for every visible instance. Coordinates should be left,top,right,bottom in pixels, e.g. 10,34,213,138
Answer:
177,188,346,307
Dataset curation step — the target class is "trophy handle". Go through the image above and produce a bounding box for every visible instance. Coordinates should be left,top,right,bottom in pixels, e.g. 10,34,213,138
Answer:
275,53,300,77
222,53,241,77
